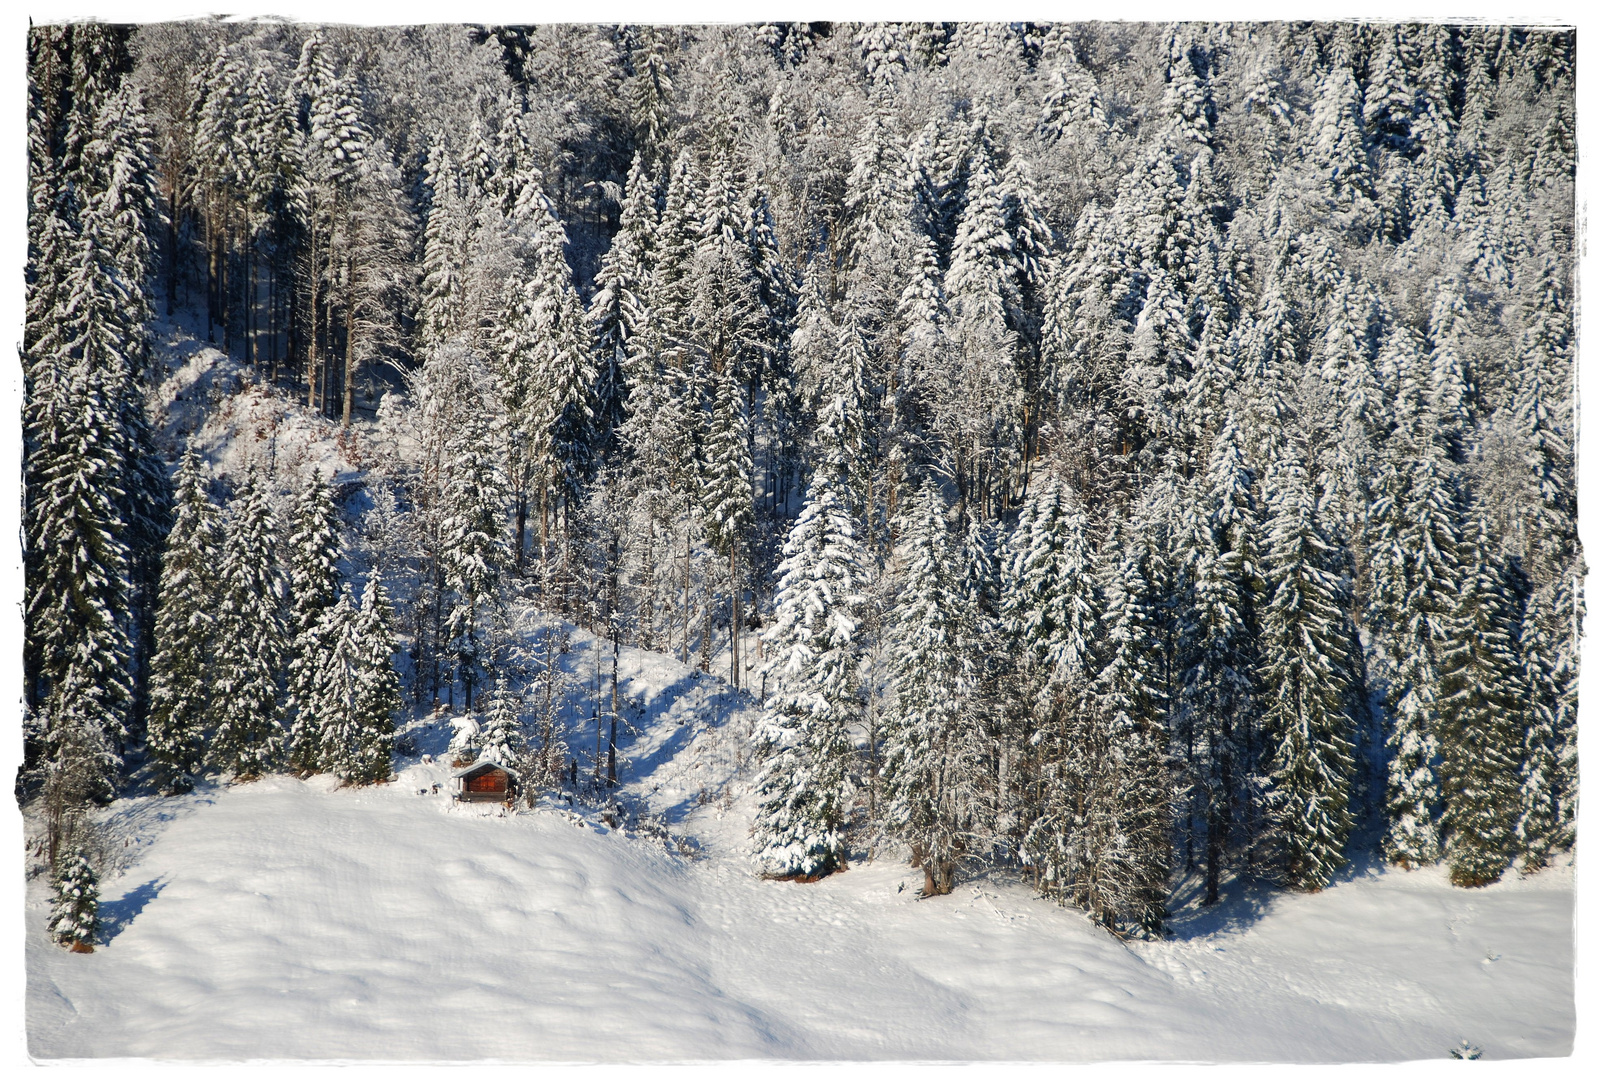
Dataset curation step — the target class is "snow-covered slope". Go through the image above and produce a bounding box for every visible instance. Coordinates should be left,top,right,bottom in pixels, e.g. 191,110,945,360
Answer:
25,640,1574,1063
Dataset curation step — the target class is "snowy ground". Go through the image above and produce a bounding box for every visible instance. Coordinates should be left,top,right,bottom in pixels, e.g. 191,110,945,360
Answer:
22,637,1577,1063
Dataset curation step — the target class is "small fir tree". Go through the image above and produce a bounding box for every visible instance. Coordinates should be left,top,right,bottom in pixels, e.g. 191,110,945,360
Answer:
47,842,100,953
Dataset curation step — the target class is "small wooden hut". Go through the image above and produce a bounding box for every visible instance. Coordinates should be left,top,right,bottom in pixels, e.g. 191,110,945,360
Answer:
453,760,518,804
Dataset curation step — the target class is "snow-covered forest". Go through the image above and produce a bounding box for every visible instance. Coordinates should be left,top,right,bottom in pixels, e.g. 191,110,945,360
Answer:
23,15,1577,970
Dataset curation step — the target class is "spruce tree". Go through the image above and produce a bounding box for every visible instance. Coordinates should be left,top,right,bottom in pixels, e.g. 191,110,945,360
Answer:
346,579,402,785
309,579,399,786
477,675,527,768
751,467,866,880
47,842,100,953
1437,515,1526,887
1259,451,1358,892
1515,588,1562,869
1178,412,1262,903
1079,534,1172,935
211,470,286,780
146,449,220,794
24,356,133,799
285,470,343,775
1372,433,1462,868
882,481,983,896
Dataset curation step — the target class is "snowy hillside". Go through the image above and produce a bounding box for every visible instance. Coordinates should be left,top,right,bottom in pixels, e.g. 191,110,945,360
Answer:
26,641,1574,1062
21,19,1583,1067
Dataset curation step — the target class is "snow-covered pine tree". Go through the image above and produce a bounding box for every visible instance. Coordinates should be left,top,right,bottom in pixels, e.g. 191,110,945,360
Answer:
310,589,359,778
308,577,398,786
1307,65,1378,240
211,469,286,780
439,401,508,707
24,349,134,787
1515,586,1562,870
47,842,100,953
1000,475,1096,709
146,448,221,794
882,481,984,895
590,152,657,449
1259,449,1359,891
1000,474,1096,871
701,365,755,688
418,140,471,350
940,139,1023,520
504,185,596,579
346,578,402,785
1437,513,1527,888
1073,532,1172,935
1372,428,1463,868
285,470,343,775
477,674,527,768
751,465,867,880
1178,409,1263,903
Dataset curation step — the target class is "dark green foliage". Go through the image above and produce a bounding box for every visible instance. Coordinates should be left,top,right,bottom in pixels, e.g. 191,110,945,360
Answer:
1438,517,1528,888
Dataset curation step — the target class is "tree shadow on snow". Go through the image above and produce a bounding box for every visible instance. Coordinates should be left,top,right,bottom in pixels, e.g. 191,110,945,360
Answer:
1162,841,1391,941
1161,871,1279,941
98,877,167,945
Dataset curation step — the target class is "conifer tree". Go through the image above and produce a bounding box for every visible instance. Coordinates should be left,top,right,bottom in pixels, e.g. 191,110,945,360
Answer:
211,470,286,779
590,152,656,446
24,356,134,795
1001,476,1096,705
1372,433,1462,867
1437,515,1527,888
477,675,527,767
311,579,400,785
285,470,343,774
47,842,100,953
346,579,402,784
1259,451,1358,891
882,482,983,896
751,467,866,880
146,449,220,794
1179,412,1262,903
1077,534,1171,934
1515,588,1562,869
440,404,508,705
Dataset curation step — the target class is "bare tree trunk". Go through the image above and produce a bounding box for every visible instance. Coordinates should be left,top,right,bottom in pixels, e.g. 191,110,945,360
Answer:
514,489,528,576
609,620,620,786
730,546,740,691
268,257,277,386
342,251,357,428
681,526,691,666
164,195,179,317
306,211,319,410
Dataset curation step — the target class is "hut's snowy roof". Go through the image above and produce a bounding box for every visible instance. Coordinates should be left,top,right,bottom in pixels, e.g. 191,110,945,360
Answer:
453,759,519,780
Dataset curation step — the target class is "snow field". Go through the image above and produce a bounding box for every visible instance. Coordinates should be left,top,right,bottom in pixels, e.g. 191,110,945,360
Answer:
26,636,1576,1062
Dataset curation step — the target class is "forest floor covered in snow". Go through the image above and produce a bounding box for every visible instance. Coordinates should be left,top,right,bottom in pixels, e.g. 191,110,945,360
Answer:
23,632,1577,1063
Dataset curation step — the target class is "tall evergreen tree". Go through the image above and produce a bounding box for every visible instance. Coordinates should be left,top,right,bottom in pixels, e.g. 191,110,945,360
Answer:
1437,514,1527,888
751,467,867,880
146,449,220,794
1259,452,1359,891
211,470,286,779
882,482,983,896
285,470,343,774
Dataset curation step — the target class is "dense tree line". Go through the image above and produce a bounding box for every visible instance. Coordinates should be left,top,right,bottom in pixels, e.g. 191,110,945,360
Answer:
24,21,1577,941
